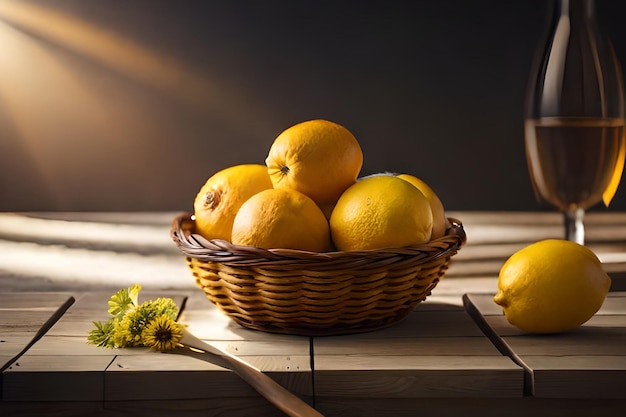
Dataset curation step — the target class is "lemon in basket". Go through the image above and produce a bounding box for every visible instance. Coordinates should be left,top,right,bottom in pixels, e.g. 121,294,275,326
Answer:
265,119,363,206
397,174,449,239
193,164,272,241
329,175,433,251
494,239,611,334
362,172,449,240
231,188,332,252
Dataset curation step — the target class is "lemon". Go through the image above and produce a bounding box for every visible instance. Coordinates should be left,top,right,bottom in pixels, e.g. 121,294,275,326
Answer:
396,174,449,239
265,119,363,206
231,188,332,252
494,239,611,334
329,175,433,251
357,172,449,240
193,164,273,241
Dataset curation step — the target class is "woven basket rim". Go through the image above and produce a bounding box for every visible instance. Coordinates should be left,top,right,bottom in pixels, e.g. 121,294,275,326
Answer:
170,212,466,265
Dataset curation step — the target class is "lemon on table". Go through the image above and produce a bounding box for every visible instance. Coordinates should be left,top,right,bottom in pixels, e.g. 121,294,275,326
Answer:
265,119,363,206
231,188,332,252
493,239,611,334
329,175,433,251
193,164,273,241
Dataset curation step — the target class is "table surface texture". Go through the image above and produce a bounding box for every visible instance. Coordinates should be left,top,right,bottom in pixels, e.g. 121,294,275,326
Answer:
1,211,626,417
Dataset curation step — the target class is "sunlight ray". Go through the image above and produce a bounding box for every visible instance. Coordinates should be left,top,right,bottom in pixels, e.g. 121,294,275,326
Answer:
0,0,271,127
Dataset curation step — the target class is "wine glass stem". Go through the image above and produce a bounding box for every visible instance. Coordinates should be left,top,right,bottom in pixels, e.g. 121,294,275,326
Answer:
564,208,585,245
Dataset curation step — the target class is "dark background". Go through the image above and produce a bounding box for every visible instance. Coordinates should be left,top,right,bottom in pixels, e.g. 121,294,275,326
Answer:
1,0,626,213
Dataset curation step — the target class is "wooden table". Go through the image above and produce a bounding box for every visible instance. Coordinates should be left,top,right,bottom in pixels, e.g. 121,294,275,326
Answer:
1,211,626,416
1,290,313,416
464,292,626,400
464,292,626,416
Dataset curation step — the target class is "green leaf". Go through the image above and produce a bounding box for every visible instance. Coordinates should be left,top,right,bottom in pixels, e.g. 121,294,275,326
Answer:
87,319,116,348
108,284,141,319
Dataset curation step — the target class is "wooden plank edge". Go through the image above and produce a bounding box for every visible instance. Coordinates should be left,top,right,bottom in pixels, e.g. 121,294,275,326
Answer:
0,297,75,371
1,296,75,401
462,293,535,396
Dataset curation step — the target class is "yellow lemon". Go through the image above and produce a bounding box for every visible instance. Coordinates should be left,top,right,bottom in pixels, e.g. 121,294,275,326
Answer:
329,175,433,251
231,188,332,252
193,164,272,241
396,174,449,239
494,239,611,334
265,119,363,206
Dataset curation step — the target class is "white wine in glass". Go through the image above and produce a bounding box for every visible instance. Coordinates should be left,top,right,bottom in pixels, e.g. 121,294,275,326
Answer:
524,0,626,245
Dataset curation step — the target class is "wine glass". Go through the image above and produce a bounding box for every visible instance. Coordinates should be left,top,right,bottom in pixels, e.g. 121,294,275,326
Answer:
524,0,626,245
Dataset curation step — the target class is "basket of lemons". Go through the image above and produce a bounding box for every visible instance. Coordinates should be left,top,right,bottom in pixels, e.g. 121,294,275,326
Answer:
171,119,466,336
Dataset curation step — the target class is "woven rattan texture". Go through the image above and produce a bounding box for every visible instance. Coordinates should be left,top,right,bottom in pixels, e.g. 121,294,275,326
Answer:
171,213,466,336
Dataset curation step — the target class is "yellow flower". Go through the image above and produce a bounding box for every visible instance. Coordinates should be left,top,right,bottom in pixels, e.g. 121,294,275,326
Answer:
142,315,184,352
87,284,184,350
112,314,140,347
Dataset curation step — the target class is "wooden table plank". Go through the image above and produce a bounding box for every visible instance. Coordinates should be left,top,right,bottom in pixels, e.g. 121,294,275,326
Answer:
106,353,312,400
13,334,118,356
523,356,626,399
3,355,113,401
2,289,315,414
315,336,501,356
174,291,314,402
0,401,105,417
464,292,626,399
313,299,524,415
314,357,520,399
0,292,76,400
104,398,290,417
106,353,248,401
0,335,33,358
1,291,112,402
0,292,75,309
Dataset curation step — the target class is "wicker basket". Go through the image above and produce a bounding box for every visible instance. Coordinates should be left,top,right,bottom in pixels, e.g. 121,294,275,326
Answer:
170,212,466,336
